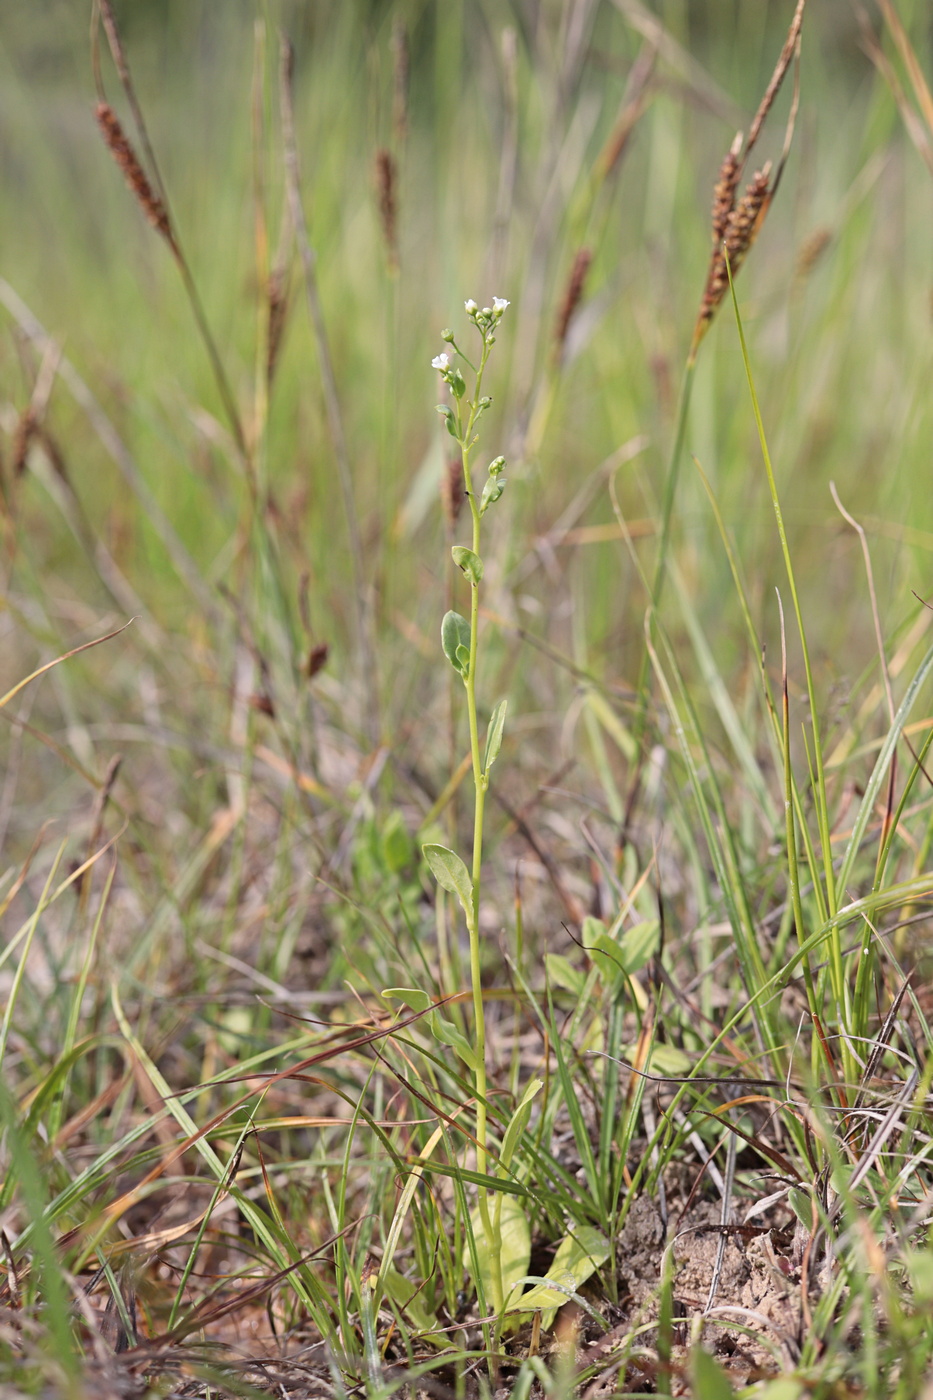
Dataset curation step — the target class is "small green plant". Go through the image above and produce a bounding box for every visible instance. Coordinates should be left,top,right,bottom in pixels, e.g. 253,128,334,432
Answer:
402,297,513,1311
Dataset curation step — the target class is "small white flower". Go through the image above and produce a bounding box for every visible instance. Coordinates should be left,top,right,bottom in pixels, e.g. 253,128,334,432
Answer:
464,299,478,314
492,296,510,315
432,353,450,371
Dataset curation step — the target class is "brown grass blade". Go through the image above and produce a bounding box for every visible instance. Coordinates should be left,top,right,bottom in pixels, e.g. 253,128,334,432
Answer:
877,0,933,137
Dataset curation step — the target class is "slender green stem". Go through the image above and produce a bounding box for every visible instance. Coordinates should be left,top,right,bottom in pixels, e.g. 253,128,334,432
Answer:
455,337,507,1311
725,258,850,1073
632,355,696,756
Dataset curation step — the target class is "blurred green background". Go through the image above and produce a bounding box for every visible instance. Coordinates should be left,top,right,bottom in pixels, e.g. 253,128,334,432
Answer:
1,0,931,863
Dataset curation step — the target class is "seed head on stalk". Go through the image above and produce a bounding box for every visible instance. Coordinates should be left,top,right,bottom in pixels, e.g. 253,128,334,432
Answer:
690,0,806,361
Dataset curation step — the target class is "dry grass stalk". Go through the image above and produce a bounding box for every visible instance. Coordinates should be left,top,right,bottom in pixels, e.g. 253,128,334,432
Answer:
266,265,289,388
10,408,36,478
306,642,329,680
554,248,593,357
862,2,933,179
391,18,409,146
35,425,68,481
795,225,832,280
690,0,806,357
374,147,399,272
442,456,466,527
95,102,174,247
595,44,655,184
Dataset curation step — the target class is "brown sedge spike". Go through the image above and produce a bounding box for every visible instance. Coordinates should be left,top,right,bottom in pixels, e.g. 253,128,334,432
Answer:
95,102,174,248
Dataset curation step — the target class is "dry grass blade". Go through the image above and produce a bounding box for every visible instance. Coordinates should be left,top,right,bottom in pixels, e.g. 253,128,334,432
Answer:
391,17,409,144
594,42,655,184
374,147,399,273
745,0,807,155
0,278,217,619
0,621,135,711
876,0,933,139
861,3,933,178
553,247,592,360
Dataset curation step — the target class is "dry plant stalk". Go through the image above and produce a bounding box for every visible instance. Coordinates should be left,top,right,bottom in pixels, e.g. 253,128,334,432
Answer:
595,43,656,184
795,225,832,280
691,0,806,357
441,456,466,527
862,0,933,178
374,147,399,272
391,18,410,146
554,248,593,358
266,265,289,387
10,408,36,478
95,102,174,248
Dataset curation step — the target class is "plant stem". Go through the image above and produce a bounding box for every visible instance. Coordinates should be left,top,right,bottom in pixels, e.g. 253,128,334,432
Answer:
633,354,696,744
455,337,504,1311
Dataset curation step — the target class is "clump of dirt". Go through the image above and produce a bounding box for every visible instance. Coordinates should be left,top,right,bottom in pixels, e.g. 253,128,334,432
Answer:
574,1188,811,1391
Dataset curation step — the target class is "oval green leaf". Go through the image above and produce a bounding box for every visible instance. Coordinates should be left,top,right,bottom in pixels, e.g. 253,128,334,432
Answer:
428,1013,477,1071
499,1077,541,1175
483,699,507,775
441,611,471,674
506,1226,608,1328
422,843,473,919
465,1194,531,1312
451,546,483,584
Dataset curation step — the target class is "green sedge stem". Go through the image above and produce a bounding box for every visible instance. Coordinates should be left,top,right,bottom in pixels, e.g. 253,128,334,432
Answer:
632,356,696,754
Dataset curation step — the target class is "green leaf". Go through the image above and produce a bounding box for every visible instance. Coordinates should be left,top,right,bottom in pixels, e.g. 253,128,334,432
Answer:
436,404,458,440
906,1248,933,1303
422,843,473,920
383,987,432,1013
641,1042,691,1076
441,611,471,674
479,476,505,515
690,1345,735,1399
456,644,471,676
506,1227,608,1328
381,810,413,874
465,1194,531,1310
451,546,484,584
788,1186,813,1231
618,919,660,973
755,1383,806,1400
483,699,507,774
380,1266,441,1339
545,952,585,996
587,918,660,992
450,368,467,399
428,1013,477,1070
499,1077,541,1176
583,689,636,762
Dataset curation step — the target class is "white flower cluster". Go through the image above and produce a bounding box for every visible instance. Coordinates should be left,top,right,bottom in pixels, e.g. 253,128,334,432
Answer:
431,296,510,375
465,296,509,320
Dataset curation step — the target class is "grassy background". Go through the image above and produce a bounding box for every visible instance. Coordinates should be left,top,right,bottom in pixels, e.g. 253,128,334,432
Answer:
3,1,933,1395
